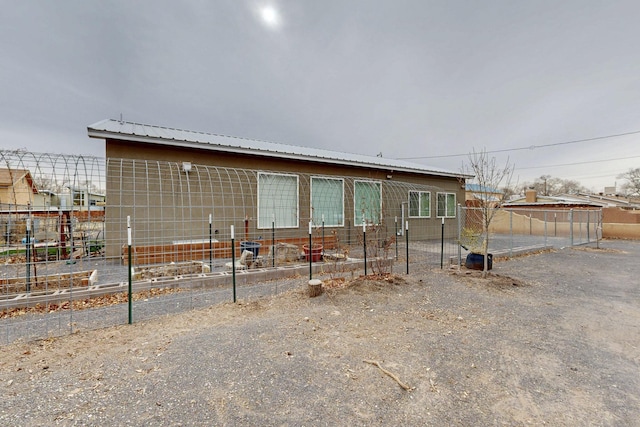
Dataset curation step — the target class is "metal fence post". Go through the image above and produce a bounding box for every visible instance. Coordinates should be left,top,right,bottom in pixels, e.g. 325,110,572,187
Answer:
25,218,31,293
405,221,409,274
597,209,602,247
544,211,547,247
321,214,325,259
231,225,236,303
395,216,398,260
362,219,367,276
309,221,313,280
440,217,444,269
579,210,583,243
272,215,275,268
208,214,213,271
569,209,574,246
457,204,462,268
509,209,513,258
127,216,132,324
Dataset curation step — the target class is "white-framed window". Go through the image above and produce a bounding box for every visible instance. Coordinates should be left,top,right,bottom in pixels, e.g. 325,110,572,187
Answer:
354,180,382,224
311,177,344,227
257,172,299,229
409,191,431,218
436,192,456,218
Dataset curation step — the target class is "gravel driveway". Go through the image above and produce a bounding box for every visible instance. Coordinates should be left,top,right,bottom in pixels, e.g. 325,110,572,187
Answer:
1,239,638,426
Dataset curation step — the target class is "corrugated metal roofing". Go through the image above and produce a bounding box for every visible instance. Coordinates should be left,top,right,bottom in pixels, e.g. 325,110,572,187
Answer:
472,193,502,202
465,183,502,194
503,194,600,207
87,119,469,179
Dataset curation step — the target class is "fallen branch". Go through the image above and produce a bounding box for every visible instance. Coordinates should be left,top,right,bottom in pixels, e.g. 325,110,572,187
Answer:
363,359,413,391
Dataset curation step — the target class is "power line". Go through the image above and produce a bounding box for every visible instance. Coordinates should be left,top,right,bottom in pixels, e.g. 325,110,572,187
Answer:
396,129,640,160
566,172,622,180
515,154,640,170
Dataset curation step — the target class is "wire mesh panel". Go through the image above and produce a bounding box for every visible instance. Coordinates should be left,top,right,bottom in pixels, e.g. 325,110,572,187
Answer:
0,151,106,288
105,158,461,266
2,151,467,344
0,150,109,343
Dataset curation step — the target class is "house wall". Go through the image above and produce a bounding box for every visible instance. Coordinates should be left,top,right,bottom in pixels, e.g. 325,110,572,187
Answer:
602,207,640,224
602,223,640,239
104,139,464,259
489,209,571,236
601,207,640,238
105,140,458,188
0,177,34,207
31,193,51,209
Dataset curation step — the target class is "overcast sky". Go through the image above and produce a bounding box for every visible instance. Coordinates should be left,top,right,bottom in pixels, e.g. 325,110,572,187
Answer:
2,1,639,192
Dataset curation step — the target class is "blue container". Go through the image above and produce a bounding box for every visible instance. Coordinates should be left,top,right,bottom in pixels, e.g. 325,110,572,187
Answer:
465,253,492,270
240,241,261,257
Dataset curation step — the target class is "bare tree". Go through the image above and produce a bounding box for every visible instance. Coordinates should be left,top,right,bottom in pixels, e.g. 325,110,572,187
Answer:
461,149,514,277
521,175,587,196
33,176,66,194
618,168,640,197
501,185,518,201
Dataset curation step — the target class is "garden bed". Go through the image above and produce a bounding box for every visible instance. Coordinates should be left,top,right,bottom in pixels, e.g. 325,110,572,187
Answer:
132,261,210,280
0,269,98,294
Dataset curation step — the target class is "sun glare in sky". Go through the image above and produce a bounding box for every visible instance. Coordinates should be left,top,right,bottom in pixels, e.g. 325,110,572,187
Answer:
258,4,281,29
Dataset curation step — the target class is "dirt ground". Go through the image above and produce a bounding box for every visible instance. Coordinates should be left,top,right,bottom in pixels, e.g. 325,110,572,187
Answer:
1,240,639,426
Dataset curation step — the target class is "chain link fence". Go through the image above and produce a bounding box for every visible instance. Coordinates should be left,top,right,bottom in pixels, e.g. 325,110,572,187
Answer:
456,205,602,263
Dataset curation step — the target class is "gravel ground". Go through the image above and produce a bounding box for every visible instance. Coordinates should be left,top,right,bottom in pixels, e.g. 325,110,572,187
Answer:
1,239,639,426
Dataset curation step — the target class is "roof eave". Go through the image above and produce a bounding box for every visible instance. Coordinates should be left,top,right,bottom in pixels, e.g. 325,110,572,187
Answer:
88,128,472,180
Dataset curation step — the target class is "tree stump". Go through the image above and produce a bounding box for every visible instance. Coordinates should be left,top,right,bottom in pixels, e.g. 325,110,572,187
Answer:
308,279,323,297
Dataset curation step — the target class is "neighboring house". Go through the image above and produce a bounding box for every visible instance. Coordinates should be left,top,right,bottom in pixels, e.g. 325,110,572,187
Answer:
88,119,471,258
502,189,640,239
487,189,602,239
504,189,640,210
559,192,640,210
0,168,105,213
503,189,601,209
465,183,504,207
58,187,106,211
563,193,640,238
0,168,41,210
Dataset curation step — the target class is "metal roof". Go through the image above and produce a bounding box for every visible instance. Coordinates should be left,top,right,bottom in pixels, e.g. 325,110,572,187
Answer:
87,119,469,179
465,183,502,194
471,193,502,202
559,193,640,208
503,194,601,207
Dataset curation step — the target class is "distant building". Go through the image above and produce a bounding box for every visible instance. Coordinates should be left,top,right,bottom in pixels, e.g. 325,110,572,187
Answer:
0,168,104,213
563,193,640,210
61,187,106,211
0,168,45,210
503,189,598,209
465,183,504,207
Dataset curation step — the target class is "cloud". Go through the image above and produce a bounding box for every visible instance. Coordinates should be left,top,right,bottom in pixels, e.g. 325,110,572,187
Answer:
1,0,639,191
